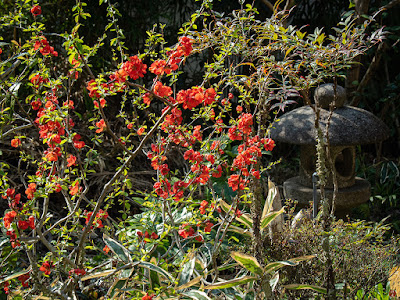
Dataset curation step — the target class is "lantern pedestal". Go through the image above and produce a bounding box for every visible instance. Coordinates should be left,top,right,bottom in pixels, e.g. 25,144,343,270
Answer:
283,176,370,216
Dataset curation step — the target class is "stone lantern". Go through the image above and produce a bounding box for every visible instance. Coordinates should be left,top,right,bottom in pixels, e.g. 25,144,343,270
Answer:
270,83,389,215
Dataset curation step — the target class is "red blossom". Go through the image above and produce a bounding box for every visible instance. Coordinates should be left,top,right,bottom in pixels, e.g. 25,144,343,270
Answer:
30,5,41,16
137,127,145,135
178,223,195,239
39,261,54,275
69,269,86,276
18,273,30,288
11,138,21,148
228,174,245,191
142,293,154,300
67,154,77,167
103,245,110,253
69,181,81,196
95,119,106,133
154,81,172,98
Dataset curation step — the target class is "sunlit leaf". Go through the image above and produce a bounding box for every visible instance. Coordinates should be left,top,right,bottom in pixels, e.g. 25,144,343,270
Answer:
284,284,327,294
181,290,213,300
138,261,174,282
204,276,257,289
103,233,131,263
230,251,263,275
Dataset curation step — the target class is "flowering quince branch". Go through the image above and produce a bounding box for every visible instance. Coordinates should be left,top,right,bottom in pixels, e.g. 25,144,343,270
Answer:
0,1,385,298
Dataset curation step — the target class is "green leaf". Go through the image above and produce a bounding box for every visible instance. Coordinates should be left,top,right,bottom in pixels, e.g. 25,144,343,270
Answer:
204,276,257,289
181,290,213,300
138,261,174,282
260,207,285,230
103,233,131,263
283,284,327,294
230,251,263,275
262,180,278,218
178,257,196,288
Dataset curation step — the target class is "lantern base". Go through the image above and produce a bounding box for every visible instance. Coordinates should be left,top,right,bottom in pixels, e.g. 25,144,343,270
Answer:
283,176,370,217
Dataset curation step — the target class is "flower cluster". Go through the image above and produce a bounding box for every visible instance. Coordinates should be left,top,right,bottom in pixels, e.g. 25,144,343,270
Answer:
39,261,54,275
137,230,159,243
85,209,109,229
34,36,58,57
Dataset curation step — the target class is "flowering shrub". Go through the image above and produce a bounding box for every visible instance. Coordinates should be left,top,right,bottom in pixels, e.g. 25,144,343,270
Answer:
0,0,384,299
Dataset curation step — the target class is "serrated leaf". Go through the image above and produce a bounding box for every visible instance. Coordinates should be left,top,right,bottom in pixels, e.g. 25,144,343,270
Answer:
284,284,327,294
138,261,174,282
181,290,213,300
230,252,263,275
103,233,131,263
204,276,257,289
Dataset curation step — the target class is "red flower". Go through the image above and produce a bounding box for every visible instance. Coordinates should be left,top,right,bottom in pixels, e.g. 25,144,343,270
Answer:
199,200,208,214
3,210,17,228
69,181,81,196
228,174,245,191
25,183,37,199
154,81,172,98
252,170,260,179
121,56,147,80
67,154,77,167
95,119,106,133
39,261,53,275
150,59,172,75
263,138,275,151
137,127,145,135
69,269,86,276
11,138,21,147
30,5,41,17
142,293,154,300
29,216,35,230
18,220,30,230
103,245,110,253
18,273,30,287
178,223,195,239
150,232,158,239
204,222,213,233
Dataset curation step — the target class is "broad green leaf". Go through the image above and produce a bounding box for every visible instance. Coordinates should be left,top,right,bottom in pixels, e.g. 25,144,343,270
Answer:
0,269,30,284
177,276,201,290
103,233,131,263
181,290,213,300
230,252,263,275
138,261,174,282
178,257,196,287
260,207,285,230
204,276,257,289
284,284,327,294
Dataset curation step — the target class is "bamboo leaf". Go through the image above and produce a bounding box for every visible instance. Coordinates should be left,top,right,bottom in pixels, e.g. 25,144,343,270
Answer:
230,251,263,275
178,257,196,288
81,269,115,281
227,225,252,237
103,233,131,263
204,276,257,289
150,257,160,289
284,284,327,294
0,269,30,284
265,255,316,274
262,180,278,218
177,276,201,290
260,207,285,230
107,278,128,299
181,290,213,300
138,261,174,282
